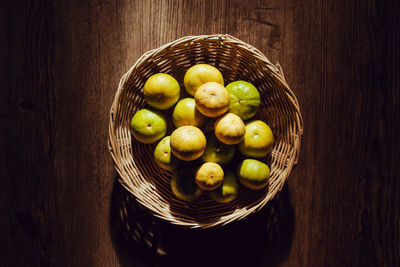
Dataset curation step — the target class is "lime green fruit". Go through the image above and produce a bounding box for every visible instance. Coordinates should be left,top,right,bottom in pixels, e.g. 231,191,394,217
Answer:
154,136,180,171
209,171,239,203
184,64,224,96
172,98,207,128
226,80,261,121
170,126,207,161
171,167,203,202
130,108,167,144
237,159,270,190
201,132,235,166
238,120,274,158
143,73,180,110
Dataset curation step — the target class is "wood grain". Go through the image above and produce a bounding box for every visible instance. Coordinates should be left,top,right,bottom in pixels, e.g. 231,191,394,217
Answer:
1,0,399,266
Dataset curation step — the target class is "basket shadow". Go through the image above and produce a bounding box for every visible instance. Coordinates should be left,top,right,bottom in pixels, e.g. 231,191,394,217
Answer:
110,175,294,267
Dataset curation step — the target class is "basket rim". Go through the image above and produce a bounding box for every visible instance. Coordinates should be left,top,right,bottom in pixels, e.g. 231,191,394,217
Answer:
108,34,303,229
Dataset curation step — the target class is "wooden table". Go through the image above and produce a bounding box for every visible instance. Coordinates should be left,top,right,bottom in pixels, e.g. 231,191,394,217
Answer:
1,0,399,266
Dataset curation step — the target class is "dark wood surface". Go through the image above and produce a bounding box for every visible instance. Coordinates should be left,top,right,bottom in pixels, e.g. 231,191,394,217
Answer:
1,0,399,266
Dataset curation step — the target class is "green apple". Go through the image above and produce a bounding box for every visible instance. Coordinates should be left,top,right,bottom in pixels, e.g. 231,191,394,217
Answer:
143,73,180,110
238,120,274,158
130,108,167,144
154,136,180,171
209,171,239,203
171,166,203,202
237,159,270,190
172,98,207,128
201,132,235,166
226,80,260,121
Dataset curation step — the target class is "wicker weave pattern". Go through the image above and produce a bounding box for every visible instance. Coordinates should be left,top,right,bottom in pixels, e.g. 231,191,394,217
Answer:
108,34,303,229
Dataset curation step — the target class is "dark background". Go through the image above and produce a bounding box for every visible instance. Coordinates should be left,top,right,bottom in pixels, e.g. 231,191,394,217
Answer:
1,0,399,266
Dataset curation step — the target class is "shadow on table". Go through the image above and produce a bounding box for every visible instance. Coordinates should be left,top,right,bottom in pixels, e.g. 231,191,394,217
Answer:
110,176,295,267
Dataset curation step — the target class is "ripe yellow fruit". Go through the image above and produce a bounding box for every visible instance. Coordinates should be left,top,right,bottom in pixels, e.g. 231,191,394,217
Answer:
170,126,207,161
194,82,230,117
184,64,224,96
195,162,224,190
143,73,180,110
172,98,207,128
214,113,245,145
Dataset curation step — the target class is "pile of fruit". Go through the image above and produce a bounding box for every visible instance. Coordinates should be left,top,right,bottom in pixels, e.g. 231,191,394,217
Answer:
130,64,274,203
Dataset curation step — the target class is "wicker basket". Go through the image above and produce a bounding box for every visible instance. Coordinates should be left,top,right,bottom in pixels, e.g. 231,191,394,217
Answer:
108,34,303,229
